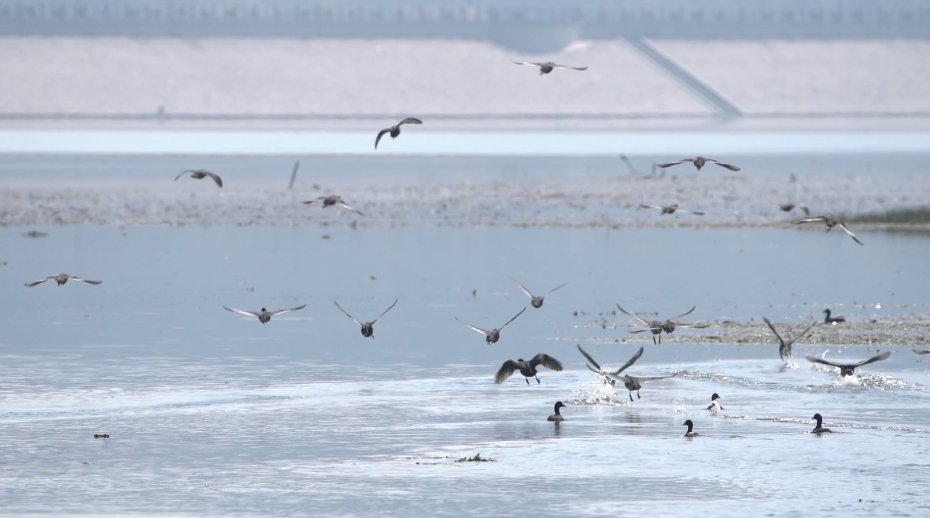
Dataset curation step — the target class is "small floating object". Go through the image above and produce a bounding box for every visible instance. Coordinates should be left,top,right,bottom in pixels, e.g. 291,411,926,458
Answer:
93,433,110,439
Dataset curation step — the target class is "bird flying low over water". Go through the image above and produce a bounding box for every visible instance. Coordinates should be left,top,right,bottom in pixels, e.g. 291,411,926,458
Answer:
576,344,644,386
606,372,678,401
511,60,588,74
495,353,563,384
174,169,223,187
25,273,102,287
657,157,740,172
779,203,810,216
639,203,704,216
375,118,422,149
510,277,567,308
793,216,863,245
302,195,364,215
333,299,398,338
805,351,891,377
457,307,526,344
617,304,707,344
762,317,818,361
223,304,307,324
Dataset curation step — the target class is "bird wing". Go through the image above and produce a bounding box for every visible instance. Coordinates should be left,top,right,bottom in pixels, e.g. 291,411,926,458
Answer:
499,307,527,329
787,321,818,345
333,300,362,325
204,171,223,187
509,277,536,299
913,348,930,355
511,60,542,68
634,374,676,382
680,209,705,215
854,351,891,367
174,171,189,181
673,322,709,329
639,204,663,211
552,64,588,71
374,128,391,149
762,317,786,345
805,356,844,368
657,159,691,168
399,117,422,126
546,282,568,296
794,216,828,225
495,360,521,383
269,304,307,316
611,346,645,375
224,306,259,317
800,205,811,216
709,159,741,171
837,223,864,245
605,373,631,383
530,353,563,371
24,276,54,287
457,318,492,337
616,304,653,328
372,298,399,323
71,276,103,285
576,343,603,371
669,306,697,320
337,201,364,215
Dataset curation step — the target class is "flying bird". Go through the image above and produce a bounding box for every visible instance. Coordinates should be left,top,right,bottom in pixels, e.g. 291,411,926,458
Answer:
793,216,863,245
511,60,588,75
618,305,707,343
811,413,832,434
762,317,818,361
457,307,526,344
913,348,930,355
779,203,810,216
375,118,422,149
302,195,364,215
25,273,102,287
576,344,644,386
174,169,223,188
822,309,846,325
639,203,704,216
547,401,566,422
495,353,563,384
223,304,307,324
657,157,740,172
606,372,678,402
510,277,567,308
805,351,891,377
333,299,397,338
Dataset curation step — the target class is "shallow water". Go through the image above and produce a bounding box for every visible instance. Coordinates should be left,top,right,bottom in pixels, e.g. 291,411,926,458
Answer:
2,224,930,516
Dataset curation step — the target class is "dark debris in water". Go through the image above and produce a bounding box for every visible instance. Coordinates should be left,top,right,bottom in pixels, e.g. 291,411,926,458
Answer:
455,453,495,463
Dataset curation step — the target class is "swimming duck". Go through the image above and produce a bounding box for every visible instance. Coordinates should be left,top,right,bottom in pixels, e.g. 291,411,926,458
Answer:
333,299,397,338
706,393,723,414
24,273,102,287
510,277,567,308
223,304,307,324
576,343,644,386
547,401,566,422
301,195,364,215
375,117,423,149
458,307,527,344
682,419,699,437
793,216,863,245
657,157,740,172
805,351,891,376
495,353,563,384
511,60,588,75
913,348,930,355
606,372,677,401
811,413,832,434
174,168,223,188
762,317,818,361
638,203,704,216
822,309,846,325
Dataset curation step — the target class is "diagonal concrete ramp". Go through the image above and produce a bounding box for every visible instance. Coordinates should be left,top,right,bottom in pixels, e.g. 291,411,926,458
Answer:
627,37,742,118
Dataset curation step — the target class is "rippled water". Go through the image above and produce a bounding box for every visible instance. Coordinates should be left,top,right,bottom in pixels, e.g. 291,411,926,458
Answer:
2,223,930,516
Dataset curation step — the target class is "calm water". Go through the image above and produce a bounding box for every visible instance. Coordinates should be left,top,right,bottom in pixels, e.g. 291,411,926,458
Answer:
2,223,930,516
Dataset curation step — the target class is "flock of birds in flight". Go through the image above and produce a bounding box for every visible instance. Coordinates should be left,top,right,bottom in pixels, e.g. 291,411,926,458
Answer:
24,56,893,439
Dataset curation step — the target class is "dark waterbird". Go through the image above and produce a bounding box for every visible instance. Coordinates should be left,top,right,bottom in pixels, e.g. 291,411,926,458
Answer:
762,317,818,361
302,195,364,215
495,353,563,384
333,299,398,338
576,344,644,386
706,393,723,414
682,419,699,437
805,351,891,377
224,304,307,324
25,273,102,287
823,309,846,325
375,117,422,149
639,203,704,216
511,59,588,75
793,216,864,245
511,277,567,308
617,304,706,343
657,156,740,172
174,169,223,187
811,413,832,434
457,307,527,344
779,203,810,216
606,372,678,401
547,401,566,422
